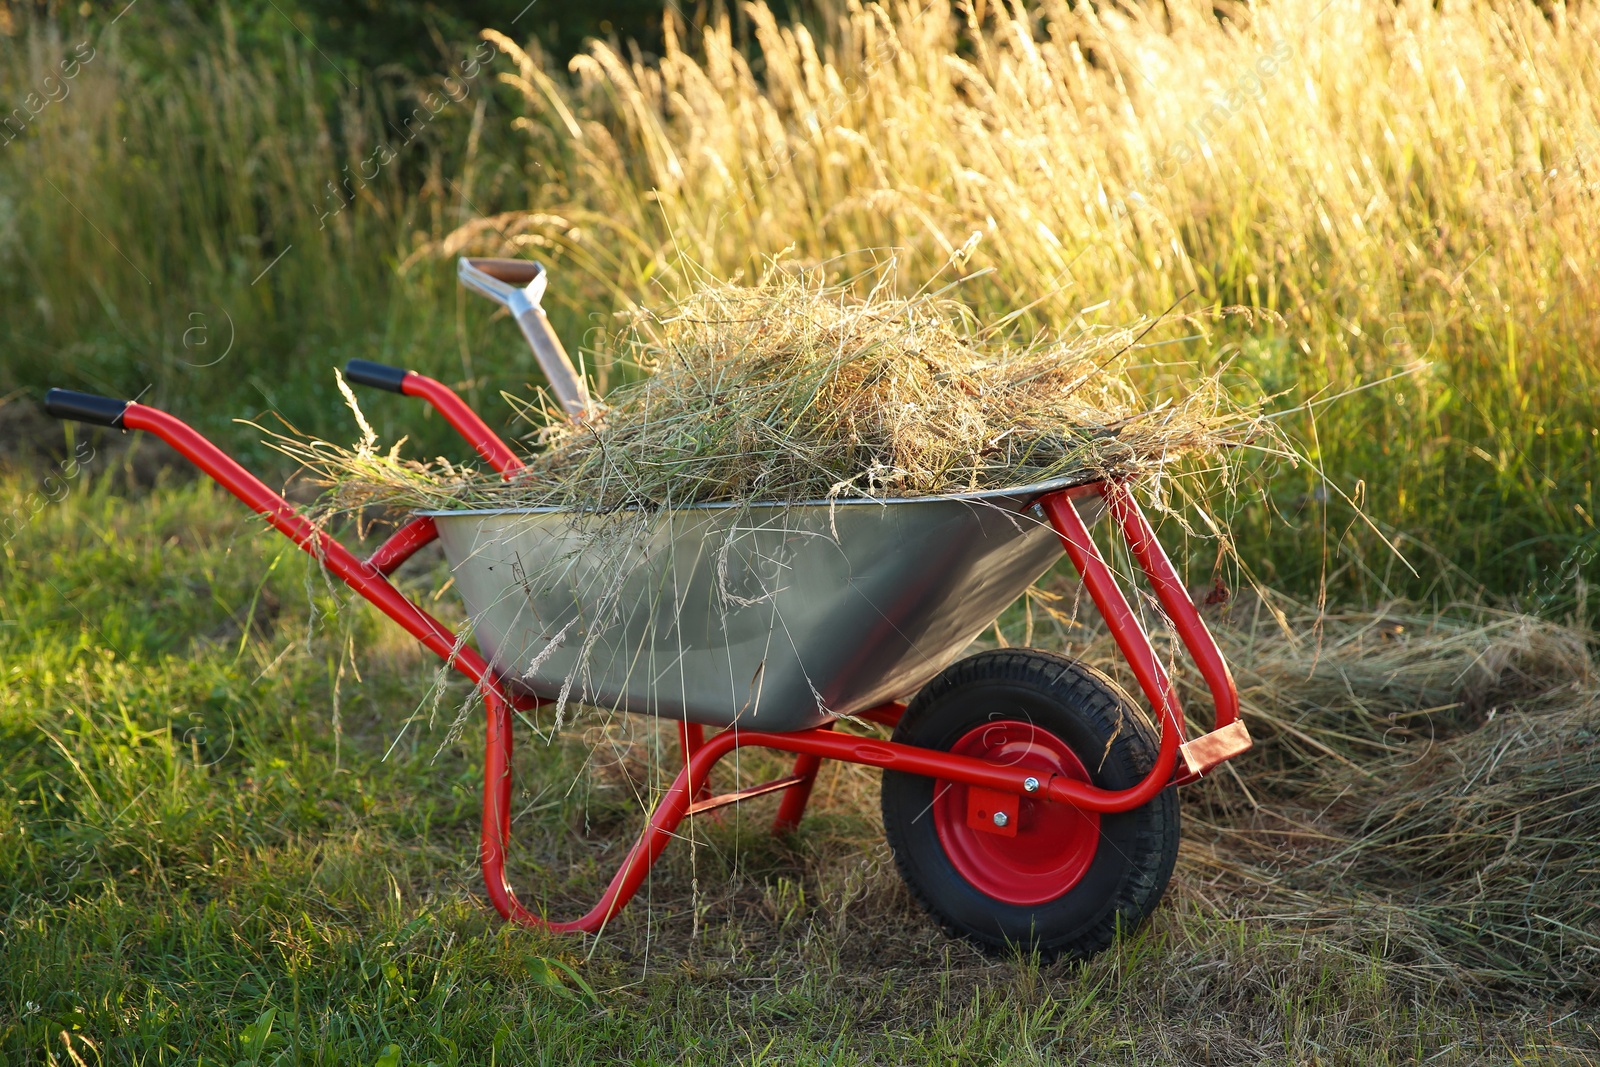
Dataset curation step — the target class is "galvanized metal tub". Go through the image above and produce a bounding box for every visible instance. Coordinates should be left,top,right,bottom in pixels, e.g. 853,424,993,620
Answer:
427,478,1103,733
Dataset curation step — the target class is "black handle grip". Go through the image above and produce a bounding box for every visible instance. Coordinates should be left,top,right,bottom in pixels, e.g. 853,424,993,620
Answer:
44,388,130,428
344,359,411,394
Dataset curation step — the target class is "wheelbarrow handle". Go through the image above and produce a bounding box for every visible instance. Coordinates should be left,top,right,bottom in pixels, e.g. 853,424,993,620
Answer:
344,359,409,394
341,360,524,477
43,388,130,429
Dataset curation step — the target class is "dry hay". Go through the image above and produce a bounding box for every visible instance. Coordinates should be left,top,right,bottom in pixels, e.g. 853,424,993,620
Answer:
280,271,1279,514
1097,598,1600,996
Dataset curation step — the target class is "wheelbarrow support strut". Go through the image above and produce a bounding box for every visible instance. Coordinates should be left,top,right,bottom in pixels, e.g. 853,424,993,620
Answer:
44,377,1248,935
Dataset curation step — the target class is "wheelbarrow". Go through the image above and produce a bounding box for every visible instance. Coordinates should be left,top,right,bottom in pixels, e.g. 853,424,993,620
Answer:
43,258,1251,961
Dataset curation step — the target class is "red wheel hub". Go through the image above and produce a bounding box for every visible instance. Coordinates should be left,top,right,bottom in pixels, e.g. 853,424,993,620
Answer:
932,720,1100,906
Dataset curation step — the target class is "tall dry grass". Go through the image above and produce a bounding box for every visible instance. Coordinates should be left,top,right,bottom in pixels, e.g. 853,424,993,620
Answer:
450,0,1600,605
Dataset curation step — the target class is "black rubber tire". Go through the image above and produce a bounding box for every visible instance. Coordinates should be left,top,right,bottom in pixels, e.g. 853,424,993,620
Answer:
881,648,1180,962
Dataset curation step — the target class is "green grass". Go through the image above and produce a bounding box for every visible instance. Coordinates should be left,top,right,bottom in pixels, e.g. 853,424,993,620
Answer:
3,458,1596,1063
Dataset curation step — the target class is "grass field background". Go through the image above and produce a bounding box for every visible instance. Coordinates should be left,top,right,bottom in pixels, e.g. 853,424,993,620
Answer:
3,0,1600,1062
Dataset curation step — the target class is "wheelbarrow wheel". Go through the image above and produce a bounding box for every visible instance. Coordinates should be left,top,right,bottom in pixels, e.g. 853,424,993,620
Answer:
881,648,1179,962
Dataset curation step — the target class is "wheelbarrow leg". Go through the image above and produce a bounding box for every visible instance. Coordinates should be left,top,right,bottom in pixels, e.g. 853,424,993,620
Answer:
484,721,747,932
481,689,516,899
682,719,826,828
771,722,832,834
679,722,713,804
770,753,823,834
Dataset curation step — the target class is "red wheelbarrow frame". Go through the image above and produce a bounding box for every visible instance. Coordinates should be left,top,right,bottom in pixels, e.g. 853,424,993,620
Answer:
43,370,1250,934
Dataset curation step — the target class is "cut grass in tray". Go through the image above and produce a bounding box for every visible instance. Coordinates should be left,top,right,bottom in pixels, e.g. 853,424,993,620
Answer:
282,270,1284,515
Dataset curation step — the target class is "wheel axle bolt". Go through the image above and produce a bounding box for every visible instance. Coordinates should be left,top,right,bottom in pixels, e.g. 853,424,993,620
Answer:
992,811,1009,828
1023,777,1040,793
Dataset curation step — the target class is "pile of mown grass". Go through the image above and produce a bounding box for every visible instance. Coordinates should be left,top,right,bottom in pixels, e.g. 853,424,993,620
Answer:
1240,608,1598,991
1050,598,1600,994
284,272,1277,513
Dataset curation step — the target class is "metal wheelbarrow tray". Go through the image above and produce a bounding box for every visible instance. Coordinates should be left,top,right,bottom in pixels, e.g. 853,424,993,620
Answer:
43,258,1252,961
431,479,1101,732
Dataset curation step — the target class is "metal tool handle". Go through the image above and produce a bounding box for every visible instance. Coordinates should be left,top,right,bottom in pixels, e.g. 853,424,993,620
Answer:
510,304,589,420
458,257,591,420
44,388,129,428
